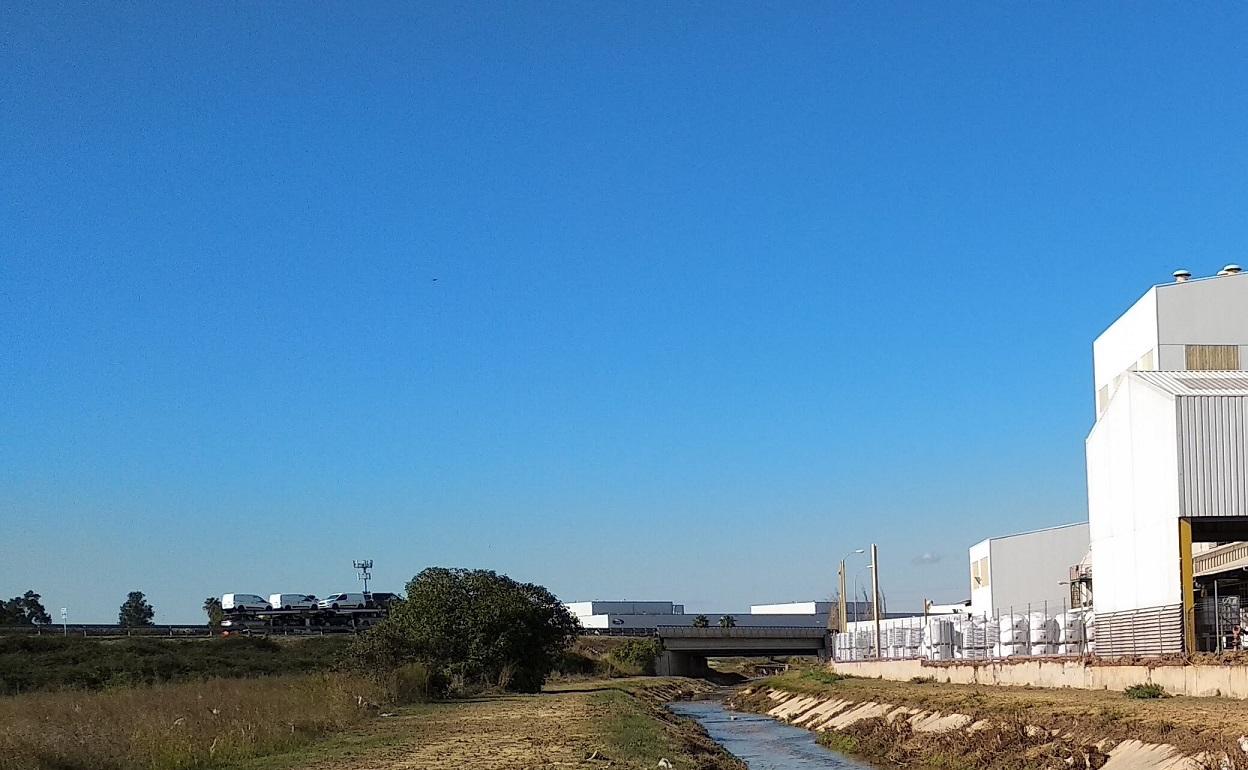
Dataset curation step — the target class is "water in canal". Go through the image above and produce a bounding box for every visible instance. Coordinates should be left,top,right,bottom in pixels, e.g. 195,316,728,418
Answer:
669,700,875,770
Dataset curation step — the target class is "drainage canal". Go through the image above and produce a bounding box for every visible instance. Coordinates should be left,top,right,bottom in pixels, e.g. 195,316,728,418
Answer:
669,700,874,770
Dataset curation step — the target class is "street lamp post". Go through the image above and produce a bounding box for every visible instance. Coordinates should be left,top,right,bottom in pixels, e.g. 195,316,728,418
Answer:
839,548,866,631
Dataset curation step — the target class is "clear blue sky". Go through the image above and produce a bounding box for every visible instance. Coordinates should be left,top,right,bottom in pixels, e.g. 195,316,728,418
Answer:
4,4,1247,623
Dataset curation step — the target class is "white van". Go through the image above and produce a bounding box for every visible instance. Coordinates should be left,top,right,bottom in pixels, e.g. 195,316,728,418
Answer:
221,593,271,612
269,593,317,610
317,592,369,610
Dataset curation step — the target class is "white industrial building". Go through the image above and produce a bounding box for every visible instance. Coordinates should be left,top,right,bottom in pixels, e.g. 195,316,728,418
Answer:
968,523,1089,618
750,601,833,615
564,601,685,617
565,599,832,631
1086,267,1248,654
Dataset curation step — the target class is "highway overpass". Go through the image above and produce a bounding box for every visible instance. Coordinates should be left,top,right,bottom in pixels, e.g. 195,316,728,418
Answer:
654,626,829,676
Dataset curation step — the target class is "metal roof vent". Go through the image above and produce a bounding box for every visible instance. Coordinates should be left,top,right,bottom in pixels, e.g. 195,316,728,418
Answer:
1223,264,1242,275
1173,269,1192,283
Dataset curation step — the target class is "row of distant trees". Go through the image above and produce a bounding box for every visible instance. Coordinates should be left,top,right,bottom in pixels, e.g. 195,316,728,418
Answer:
691,614,737,628
0,590,156,627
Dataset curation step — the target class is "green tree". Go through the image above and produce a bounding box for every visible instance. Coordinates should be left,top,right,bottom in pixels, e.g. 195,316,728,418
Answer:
203,597,224,630
118,591,155,627
352,567,580,694
0,591,52,625
718,614,736,628
692,614,710,628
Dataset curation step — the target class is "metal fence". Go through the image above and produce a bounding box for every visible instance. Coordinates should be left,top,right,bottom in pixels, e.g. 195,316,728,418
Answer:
833,601,1095,662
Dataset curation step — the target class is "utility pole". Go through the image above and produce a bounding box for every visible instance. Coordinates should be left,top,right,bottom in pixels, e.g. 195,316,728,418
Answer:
871,543,882,659
837,560,848,633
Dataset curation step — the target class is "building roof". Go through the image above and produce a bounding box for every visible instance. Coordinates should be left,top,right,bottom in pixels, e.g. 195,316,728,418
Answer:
1133,370,1248,397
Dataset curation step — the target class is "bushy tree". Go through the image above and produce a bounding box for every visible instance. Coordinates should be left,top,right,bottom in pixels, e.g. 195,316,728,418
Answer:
718,614,736,628
118,591,155,627
692,614,710,628
203,597,224,630
0,591,51,625
352,567,580,694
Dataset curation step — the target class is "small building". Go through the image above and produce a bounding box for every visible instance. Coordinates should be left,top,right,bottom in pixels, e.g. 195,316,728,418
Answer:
967,522,1090,618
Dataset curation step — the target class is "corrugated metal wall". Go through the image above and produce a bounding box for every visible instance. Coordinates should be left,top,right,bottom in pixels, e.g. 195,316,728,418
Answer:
1097,604,1185,656
1177,396,1248,518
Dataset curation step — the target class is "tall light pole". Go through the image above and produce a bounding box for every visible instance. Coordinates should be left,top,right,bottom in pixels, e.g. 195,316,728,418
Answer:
838,549,866,631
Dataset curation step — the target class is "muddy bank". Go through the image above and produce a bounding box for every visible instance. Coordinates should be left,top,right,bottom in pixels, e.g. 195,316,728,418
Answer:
730,681,1248,770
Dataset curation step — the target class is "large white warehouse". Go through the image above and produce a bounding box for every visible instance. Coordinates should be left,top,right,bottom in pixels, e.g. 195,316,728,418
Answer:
1087,267,1248,654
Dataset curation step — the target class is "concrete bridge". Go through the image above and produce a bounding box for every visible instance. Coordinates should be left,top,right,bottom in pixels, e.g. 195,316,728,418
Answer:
654,626,830,677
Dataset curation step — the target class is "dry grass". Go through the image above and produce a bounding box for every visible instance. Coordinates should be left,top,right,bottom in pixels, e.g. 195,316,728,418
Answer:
0,673,386,770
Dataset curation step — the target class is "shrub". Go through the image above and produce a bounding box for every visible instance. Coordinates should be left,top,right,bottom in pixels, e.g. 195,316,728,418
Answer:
1124,682,1167,699
909,675,937,684
800,669,844,685
553,649,604,677
390,662,444,703
607,638,663,676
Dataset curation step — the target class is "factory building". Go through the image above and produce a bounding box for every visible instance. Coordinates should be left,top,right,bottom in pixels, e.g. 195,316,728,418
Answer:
1086,266,1248,654
967,523,1089,618
565,599,833,632
563,601,685,617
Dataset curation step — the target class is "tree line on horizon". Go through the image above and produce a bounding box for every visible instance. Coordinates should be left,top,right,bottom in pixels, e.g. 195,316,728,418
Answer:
0,590,157,627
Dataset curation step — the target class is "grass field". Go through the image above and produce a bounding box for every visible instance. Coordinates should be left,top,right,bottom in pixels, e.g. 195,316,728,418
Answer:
0,635,352,694
0,669,735,770
0,672,386,770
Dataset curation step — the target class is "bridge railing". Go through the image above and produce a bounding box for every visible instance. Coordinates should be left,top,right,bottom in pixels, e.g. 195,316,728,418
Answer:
656,625,828,639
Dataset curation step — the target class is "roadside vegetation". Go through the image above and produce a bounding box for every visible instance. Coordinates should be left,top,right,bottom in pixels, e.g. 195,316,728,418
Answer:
0,635,351,695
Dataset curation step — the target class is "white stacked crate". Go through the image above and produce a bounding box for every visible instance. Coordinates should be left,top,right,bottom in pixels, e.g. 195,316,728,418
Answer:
922,618,956,661
1055,610,1085,655
1029,612,1058,656
996,613,1029,657
961,616,997,660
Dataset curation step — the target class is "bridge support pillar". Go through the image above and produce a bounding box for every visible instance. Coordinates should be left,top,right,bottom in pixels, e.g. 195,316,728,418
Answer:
656,650,709,677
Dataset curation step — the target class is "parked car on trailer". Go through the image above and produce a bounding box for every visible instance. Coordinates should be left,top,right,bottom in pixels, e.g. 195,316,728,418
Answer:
221,593,271,612
368,592,402,608
269,593,318,610
317,592,369,610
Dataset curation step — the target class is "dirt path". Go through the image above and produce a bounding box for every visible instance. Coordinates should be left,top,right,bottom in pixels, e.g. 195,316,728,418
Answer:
238,679,741,770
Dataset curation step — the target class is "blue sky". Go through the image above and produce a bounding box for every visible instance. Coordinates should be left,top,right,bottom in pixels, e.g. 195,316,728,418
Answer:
4,4,1248,623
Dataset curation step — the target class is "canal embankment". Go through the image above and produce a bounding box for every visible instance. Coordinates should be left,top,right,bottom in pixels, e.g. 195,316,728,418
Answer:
730,669,1248,770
